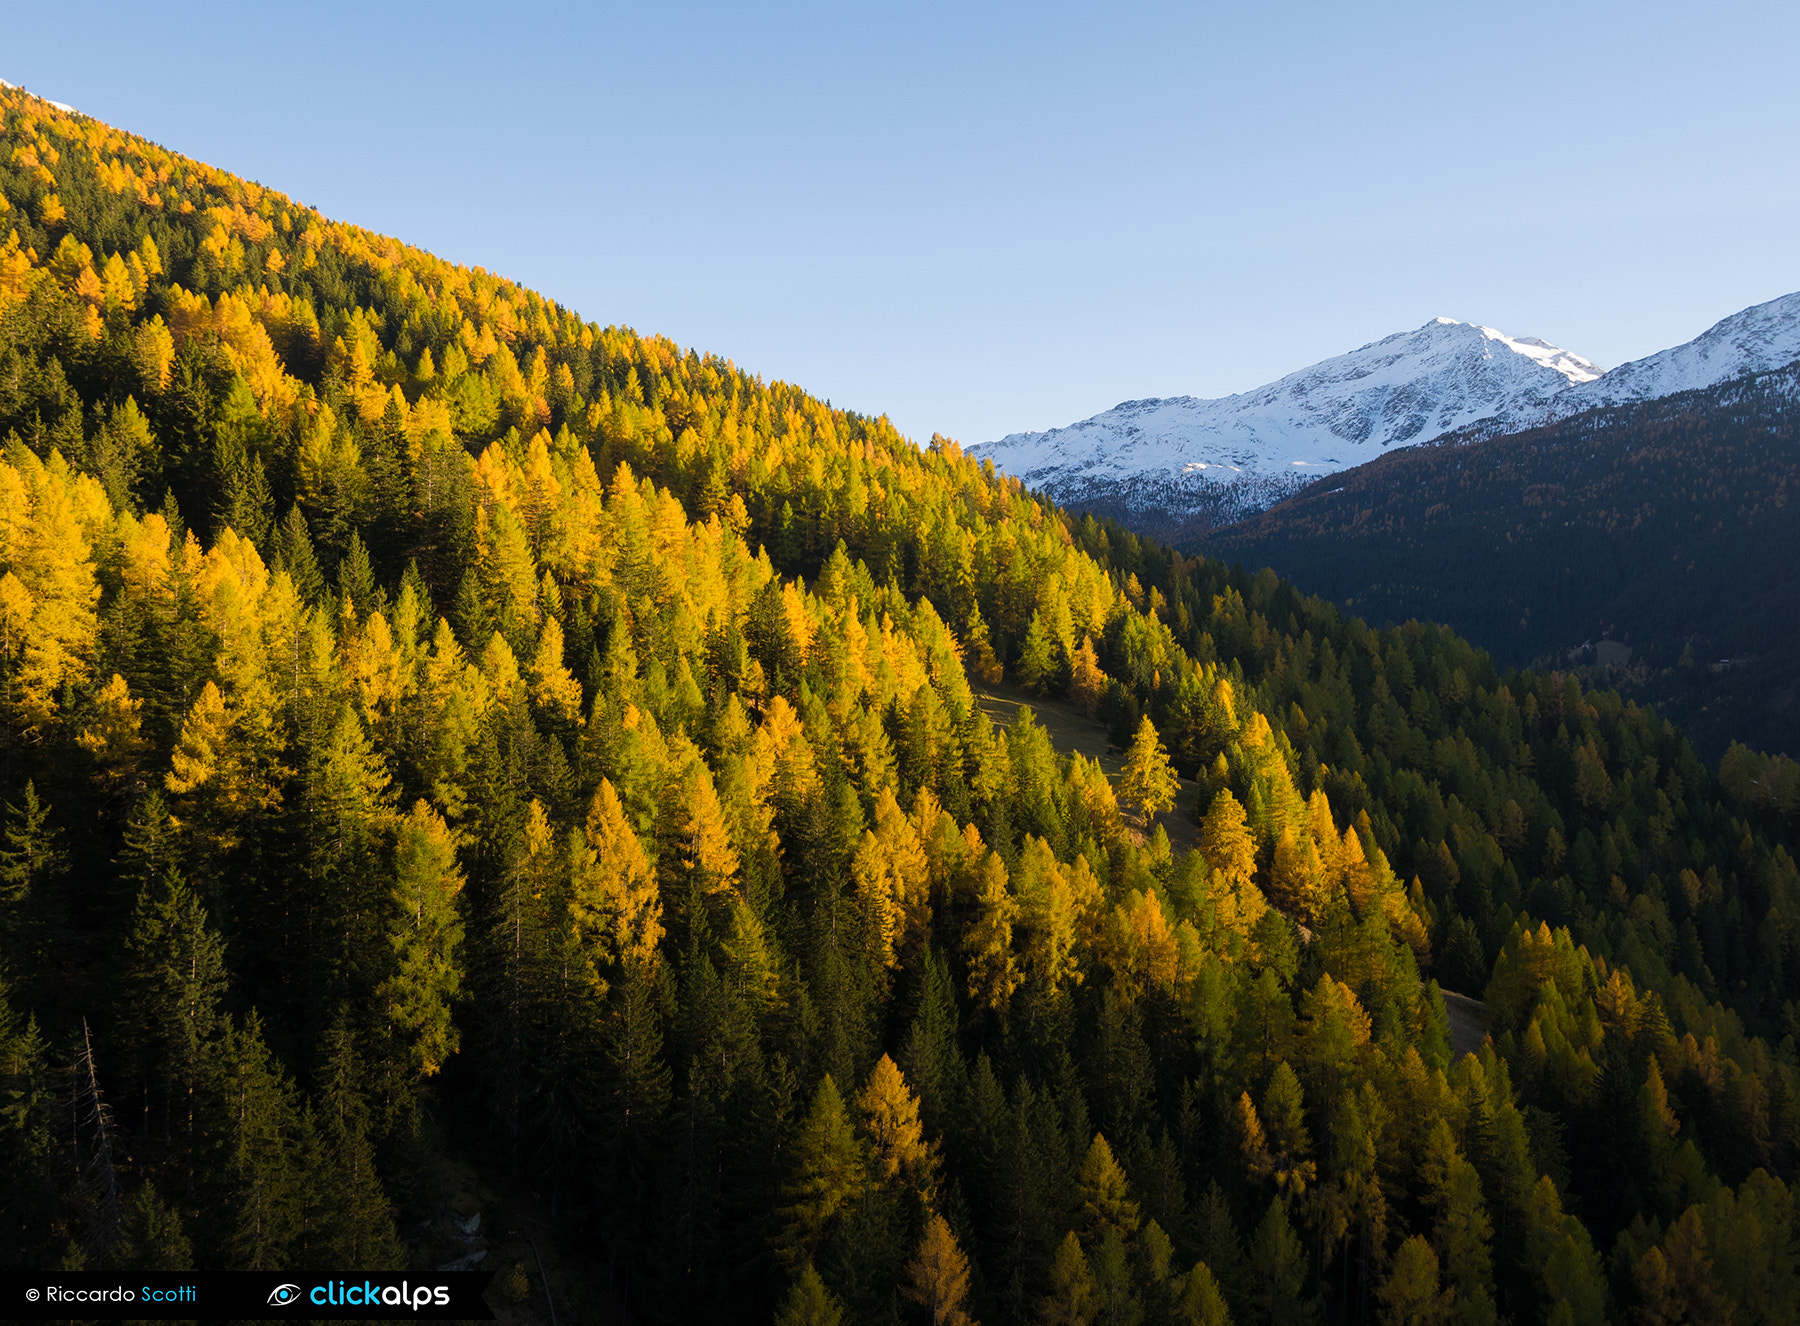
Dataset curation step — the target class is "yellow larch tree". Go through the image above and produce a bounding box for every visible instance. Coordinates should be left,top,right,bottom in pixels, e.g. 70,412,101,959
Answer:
76,673,149,784
570,778,662,983
903,1214,977,1326
667,753,739,900
528,614,584,724
1120,716,1180,820
851,830,901,971
873,786,931,956
965,851,1019,1013
1067,636,1106,717
1200,788,1267,940
1,450,105,730
854,1054,934,1195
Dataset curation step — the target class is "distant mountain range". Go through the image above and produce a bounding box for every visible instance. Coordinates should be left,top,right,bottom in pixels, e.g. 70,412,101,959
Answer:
973,292,1800,542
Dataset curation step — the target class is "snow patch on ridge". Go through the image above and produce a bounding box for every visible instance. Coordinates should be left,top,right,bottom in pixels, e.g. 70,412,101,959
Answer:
1553,292,1800,413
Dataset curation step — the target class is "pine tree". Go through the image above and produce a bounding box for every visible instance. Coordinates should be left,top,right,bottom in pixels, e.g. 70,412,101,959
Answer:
0,781,65,966
773,1075,867,1269
313,1017,404,1268
294,703,394,1011
1418,1118,1495,1319
204,1013,305,1271
1246,1198,1316,1325
601,956,671,1149
366,393,411,538
1040,1230,1099,1326
87,397,158,515
336,530,381,620
776,1263,846,1326
1261,1061,1315,1200
115,1181,193,1271
274,505,324,604
0,970,54,1264
211,376,273,547
121,871,227,1157
899,949,968,1141
68,1021,122,1264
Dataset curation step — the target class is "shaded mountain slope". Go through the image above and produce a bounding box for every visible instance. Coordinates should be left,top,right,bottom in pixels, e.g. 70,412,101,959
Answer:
1203,366,1800,757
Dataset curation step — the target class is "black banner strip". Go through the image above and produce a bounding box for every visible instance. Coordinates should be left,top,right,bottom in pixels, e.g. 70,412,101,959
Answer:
0,1272,494,1320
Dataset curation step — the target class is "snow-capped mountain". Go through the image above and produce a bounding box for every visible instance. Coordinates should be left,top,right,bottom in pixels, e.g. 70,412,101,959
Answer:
973,291,1800,538
970,318,1603,537
1548,291,1800,415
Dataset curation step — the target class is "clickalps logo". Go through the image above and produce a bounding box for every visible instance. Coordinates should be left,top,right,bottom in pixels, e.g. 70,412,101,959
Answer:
268,1280,453,1312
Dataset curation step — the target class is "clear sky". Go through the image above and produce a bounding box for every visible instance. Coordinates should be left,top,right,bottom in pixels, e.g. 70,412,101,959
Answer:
8,1,1798,445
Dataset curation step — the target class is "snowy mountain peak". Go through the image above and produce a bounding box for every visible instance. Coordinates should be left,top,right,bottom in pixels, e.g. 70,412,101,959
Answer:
971,293,1800,541
969,315,1600,535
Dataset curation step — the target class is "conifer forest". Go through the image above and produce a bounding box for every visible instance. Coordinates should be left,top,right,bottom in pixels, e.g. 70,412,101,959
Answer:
4,84,1800,1324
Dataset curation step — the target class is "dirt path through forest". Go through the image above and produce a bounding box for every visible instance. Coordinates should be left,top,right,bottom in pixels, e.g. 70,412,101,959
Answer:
1440,988,1490,1059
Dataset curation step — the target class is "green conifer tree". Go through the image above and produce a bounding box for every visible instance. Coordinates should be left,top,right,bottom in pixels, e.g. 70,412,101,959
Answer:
313,1017,405,1269
115,1181,194,1271
1376,1235,1452,1326
121,871,227,1157
1247,1198,1316,1326
1040,1230,1099,1326
773,1075,867,1269
776,1263,846,1326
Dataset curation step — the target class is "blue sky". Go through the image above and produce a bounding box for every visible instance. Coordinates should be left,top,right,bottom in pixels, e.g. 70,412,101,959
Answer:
8,1,1798,444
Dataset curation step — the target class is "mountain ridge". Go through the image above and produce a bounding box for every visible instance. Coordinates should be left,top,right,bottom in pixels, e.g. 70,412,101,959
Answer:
976,292,1800,538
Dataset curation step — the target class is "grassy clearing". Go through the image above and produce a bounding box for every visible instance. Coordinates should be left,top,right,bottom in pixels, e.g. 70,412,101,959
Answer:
971,682,1201,855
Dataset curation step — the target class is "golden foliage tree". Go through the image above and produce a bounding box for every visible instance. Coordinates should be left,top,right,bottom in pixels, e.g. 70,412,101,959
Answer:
903,1214,976,1326
1120,715,1180,818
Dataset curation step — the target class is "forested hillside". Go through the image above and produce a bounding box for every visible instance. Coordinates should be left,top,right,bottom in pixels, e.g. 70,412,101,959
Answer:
1202,371,1800,760
4,84,1800,1325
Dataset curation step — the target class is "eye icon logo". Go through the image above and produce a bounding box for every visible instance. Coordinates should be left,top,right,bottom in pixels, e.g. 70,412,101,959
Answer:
268,1283,303,1306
